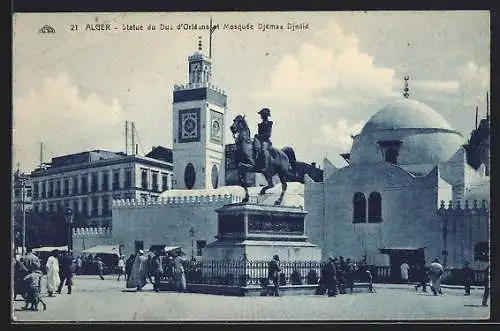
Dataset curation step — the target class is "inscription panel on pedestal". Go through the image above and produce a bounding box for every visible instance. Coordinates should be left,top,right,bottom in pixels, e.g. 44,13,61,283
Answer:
218,215,245,235
248,214,304,235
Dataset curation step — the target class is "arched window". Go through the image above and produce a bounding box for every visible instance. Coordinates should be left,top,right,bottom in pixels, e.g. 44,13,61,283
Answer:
385,148,398,164
368,192,382,223
184,163,196,189
353,192,367,223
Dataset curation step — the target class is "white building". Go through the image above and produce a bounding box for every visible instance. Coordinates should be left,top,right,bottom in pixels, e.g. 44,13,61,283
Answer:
304,98,490,275
30,147,173,227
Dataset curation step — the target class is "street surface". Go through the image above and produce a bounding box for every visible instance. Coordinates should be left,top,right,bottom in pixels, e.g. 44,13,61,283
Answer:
12,275,489,321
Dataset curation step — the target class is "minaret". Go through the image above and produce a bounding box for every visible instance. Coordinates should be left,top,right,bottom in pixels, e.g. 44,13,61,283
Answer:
172,37,227,190
403,75,410,98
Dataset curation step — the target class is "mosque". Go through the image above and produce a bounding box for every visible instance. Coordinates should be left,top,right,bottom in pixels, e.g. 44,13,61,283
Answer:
74,45,489,275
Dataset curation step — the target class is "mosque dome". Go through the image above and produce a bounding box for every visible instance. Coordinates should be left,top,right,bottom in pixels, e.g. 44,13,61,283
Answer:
350,99,465,167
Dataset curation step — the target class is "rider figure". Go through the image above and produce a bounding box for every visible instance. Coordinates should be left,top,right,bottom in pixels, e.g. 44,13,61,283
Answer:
255,108,276,169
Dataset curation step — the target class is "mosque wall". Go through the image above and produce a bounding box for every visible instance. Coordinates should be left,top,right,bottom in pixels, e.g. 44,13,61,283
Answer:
72,227,115,256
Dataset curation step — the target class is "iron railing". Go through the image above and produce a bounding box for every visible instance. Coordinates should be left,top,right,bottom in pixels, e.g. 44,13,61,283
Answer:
156,260,488,287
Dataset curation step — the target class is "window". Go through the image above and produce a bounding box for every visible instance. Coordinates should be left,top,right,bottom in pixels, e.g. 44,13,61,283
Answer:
48,181,54,198
353,192,367,223
91,173,98,193
63,179,69,196
33,182,38,198
184,163,196,189
141,169,148,190
113,171,120,190
152,172,159,192
40,204,46,213
41,182,46,198
82,199,88,217
81,175,88,194
102,195,110,216
72,177,77,195
33,204,39,214
162,174,169,191
124,169,132,188
211,164,218,189
140,194,148,203
196,240,207,256
368,192,382,223
27,189,32,197
91,197,99,216
73,200,79,214
55,180,61,197
48,203,53,213
102,173,109,191
14,189,20,198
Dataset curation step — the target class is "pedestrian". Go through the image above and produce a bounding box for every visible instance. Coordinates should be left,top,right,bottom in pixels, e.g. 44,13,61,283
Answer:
482,264,489,306
14,256,29,301
173,253,186,293
267,255,281,297
414,260,428,292
126,250,148,291
152,254,163,292
346,258,355,293
117,255,126,281
56,251,73,295
46,250,60,297
400,261,410,284
461,261,473,296
337,256,346,294
125,254,135,281
23,249,41,273
146,255,154,284
428,258,444,296
76,256,82,276
22,266,46,311
96,257,105,280
322,256,338,297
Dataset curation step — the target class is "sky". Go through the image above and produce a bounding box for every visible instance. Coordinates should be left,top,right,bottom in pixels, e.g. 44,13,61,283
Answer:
12,11,490,173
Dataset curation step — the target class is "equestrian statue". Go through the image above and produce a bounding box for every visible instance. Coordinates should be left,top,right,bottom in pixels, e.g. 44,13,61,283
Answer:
230,108,296,205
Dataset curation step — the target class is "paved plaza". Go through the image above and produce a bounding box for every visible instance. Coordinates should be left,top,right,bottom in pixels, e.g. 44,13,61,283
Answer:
12,276,489,322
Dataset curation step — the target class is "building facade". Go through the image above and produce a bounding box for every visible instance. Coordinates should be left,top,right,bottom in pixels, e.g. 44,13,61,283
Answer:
30,147,173,227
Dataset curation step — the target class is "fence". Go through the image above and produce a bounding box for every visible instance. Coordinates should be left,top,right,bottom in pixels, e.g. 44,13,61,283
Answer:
158,260,487,287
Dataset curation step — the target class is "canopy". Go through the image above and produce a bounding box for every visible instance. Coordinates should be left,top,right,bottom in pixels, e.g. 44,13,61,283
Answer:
82,245,120,256
149,245,185,256
33,245,68,253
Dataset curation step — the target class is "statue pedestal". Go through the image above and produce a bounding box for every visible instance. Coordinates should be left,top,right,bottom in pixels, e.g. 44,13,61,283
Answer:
203,203,321,262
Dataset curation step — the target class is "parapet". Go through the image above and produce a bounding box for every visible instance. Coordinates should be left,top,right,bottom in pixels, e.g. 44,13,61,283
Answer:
73,227,112,236
112,193,245,209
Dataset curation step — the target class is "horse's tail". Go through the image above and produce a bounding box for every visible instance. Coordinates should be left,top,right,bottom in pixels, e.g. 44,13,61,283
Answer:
281,146,297,174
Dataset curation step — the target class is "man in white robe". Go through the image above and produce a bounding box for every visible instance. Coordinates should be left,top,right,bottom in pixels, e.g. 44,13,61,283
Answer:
46,251,60,297
126,250,149,291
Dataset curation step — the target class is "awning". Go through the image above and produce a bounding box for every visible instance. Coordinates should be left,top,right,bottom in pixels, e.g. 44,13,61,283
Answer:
379,247,425,254
82,245,120,256
149,245,185,255
33,245,68,253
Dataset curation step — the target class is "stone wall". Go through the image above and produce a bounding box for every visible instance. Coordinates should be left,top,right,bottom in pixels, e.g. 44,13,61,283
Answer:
72,227,116,256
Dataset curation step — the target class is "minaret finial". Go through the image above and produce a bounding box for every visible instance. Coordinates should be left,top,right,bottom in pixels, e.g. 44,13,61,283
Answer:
403,75,410,98
198,36,202,52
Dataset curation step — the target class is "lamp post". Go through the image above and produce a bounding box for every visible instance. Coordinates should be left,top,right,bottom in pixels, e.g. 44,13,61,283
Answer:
189,227,195,260
65,208,74,252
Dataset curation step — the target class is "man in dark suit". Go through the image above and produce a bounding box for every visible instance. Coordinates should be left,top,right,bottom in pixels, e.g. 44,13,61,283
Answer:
322,256,338,297
56,251,74,294
268,255,281,297
482,265,489,306
461,261,473,296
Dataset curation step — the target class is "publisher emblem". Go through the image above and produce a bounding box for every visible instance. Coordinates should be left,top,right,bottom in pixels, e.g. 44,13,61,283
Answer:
38,25,55,34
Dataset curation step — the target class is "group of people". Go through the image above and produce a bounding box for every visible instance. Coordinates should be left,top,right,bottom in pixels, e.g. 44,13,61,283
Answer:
318,256,372,297
13,249,74,311
125,249,186,293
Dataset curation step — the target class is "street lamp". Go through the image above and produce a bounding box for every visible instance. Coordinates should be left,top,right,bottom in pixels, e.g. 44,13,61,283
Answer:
65,208,74,252
188,227,195,259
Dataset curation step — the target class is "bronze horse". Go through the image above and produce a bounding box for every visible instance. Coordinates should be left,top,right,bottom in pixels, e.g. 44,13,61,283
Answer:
230,115,296,205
